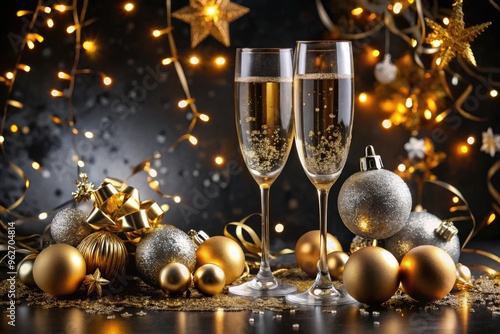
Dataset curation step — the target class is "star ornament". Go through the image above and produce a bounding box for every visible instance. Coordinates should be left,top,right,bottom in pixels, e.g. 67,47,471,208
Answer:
83,268,110,297
172,0,250,48
424,0,491,70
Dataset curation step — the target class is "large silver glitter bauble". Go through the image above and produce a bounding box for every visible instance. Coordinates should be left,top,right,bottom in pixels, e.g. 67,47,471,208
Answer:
384,211,461,263
374,54,397,84
135,224,196,288
338,169,412,240
50,208,92,246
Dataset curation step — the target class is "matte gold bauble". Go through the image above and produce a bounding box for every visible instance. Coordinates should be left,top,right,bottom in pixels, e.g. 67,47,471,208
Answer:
196,236,245,284
77,231,128,281
400,245,456,302
33,244,87,296
159,263,192,295
193,264,226,296
326,251,350,280
17,254,38,288
295,230,342,277
343,246,400,304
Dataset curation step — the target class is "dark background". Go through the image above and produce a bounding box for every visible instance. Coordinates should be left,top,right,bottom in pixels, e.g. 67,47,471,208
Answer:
1,0,499,253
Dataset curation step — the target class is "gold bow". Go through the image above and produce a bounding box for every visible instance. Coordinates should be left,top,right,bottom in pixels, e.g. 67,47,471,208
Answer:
85,178,164,245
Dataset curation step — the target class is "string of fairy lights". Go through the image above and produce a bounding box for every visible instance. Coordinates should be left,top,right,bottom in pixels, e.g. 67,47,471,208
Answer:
0,1,230,222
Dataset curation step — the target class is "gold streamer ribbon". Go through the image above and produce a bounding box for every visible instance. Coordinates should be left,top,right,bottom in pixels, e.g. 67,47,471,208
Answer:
223,213,295,267
461,248,500,278
85,178,164,245
487,160,500,216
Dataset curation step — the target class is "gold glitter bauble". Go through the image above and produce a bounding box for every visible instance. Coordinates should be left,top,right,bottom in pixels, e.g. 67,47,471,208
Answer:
193,264,226,296
159,263,192,296
195,236,245,284
295,230,342,277
135,224,197,288
400,245,456,302
50,208,92,247
77,231,128,281
343,246,400,304
17,254,37,288
326,251,350,280
33,244,87,296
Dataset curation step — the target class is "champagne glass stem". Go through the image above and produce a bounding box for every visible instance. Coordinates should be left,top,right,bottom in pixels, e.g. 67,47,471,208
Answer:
316,187,335,290
256,184,275,282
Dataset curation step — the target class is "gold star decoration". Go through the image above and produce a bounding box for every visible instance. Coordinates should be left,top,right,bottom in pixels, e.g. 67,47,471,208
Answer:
425,0,491,70
83,268,110,297
72,172,95,202
172,0,250,48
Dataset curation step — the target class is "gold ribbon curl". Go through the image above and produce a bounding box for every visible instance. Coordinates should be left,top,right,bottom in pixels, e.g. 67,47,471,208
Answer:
223,213,295,269
86,178,164,245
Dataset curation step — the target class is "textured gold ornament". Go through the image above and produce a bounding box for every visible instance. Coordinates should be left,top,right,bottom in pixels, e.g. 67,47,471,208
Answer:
32,244,87,296
400,245,456,302
294,230,342,277
77,231,128,281
83,268,110,297
195,236,245,284
172,0,249,47
17,254,38,288
326,251,349,281
343,246,400,304
193,264,226,296
425,0,491,69
135,225,197,287
159,263,192,295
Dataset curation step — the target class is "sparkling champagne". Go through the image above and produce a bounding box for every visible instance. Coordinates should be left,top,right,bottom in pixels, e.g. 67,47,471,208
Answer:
294,73,354,186
235,77,293,185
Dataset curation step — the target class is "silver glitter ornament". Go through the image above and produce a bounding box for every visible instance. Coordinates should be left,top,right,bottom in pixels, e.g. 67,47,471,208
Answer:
135,224,196,287
374,54,397,84
338,145,412,240
50,208,93,246
384,211,461,263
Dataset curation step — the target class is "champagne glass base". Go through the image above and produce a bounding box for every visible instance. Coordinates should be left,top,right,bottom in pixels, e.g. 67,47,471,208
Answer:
228,278,297,298
285,285,357,306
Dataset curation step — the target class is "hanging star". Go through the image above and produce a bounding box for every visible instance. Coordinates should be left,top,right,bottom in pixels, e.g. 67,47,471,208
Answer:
425,0,491,70
72,172,95,202
83,268,110,297
172,0,250,48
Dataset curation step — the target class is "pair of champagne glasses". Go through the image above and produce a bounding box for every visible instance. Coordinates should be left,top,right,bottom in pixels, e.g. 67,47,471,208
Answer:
229,41,355,306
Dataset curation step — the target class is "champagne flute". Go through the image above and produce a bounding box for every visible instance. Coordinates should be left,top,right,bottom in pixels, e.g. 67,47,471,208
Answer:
229,48,297,297
285,41,356,306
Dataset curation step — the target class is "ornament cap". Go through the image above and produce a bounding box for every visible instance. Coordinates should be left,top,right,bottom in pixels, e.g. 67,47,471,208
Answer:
360,145,384,171
435,220,458,241
188,229,210,246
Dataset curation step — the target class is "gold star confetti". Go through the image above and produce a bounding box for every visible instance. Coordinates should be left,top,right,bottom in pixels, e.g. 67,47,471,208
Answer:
172,0,249,48
425,0,491,69
72,172,95,202
83,268,110,297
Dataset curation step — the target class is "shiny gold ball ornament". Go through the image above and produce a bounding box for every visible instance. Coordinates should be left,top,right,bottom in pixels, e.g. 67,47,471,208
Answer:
135,224,197,287
195,236,245,284
193,264,226,296
295,230,343,277
77,231,128,281
32,244,87,296
399,245,456,302
454,263,473,291
384,212,461,263
338,146,412,240
17,254,38,288
326,251,350,280
50,208,93,246
159,263,192,295
343,246,400,304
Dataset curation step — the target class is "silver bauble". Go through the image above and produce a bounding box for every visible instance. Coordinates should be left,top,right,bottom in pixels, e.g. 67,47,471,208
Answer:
338,146,412,240
374,54,397,84
384,211,461,263
50,208,93,246
135,224,197,288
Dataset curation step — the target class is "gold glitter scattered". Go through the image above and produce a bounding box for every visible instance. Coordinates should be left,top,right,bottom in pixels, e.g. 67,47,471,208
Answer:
304,126,346,174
